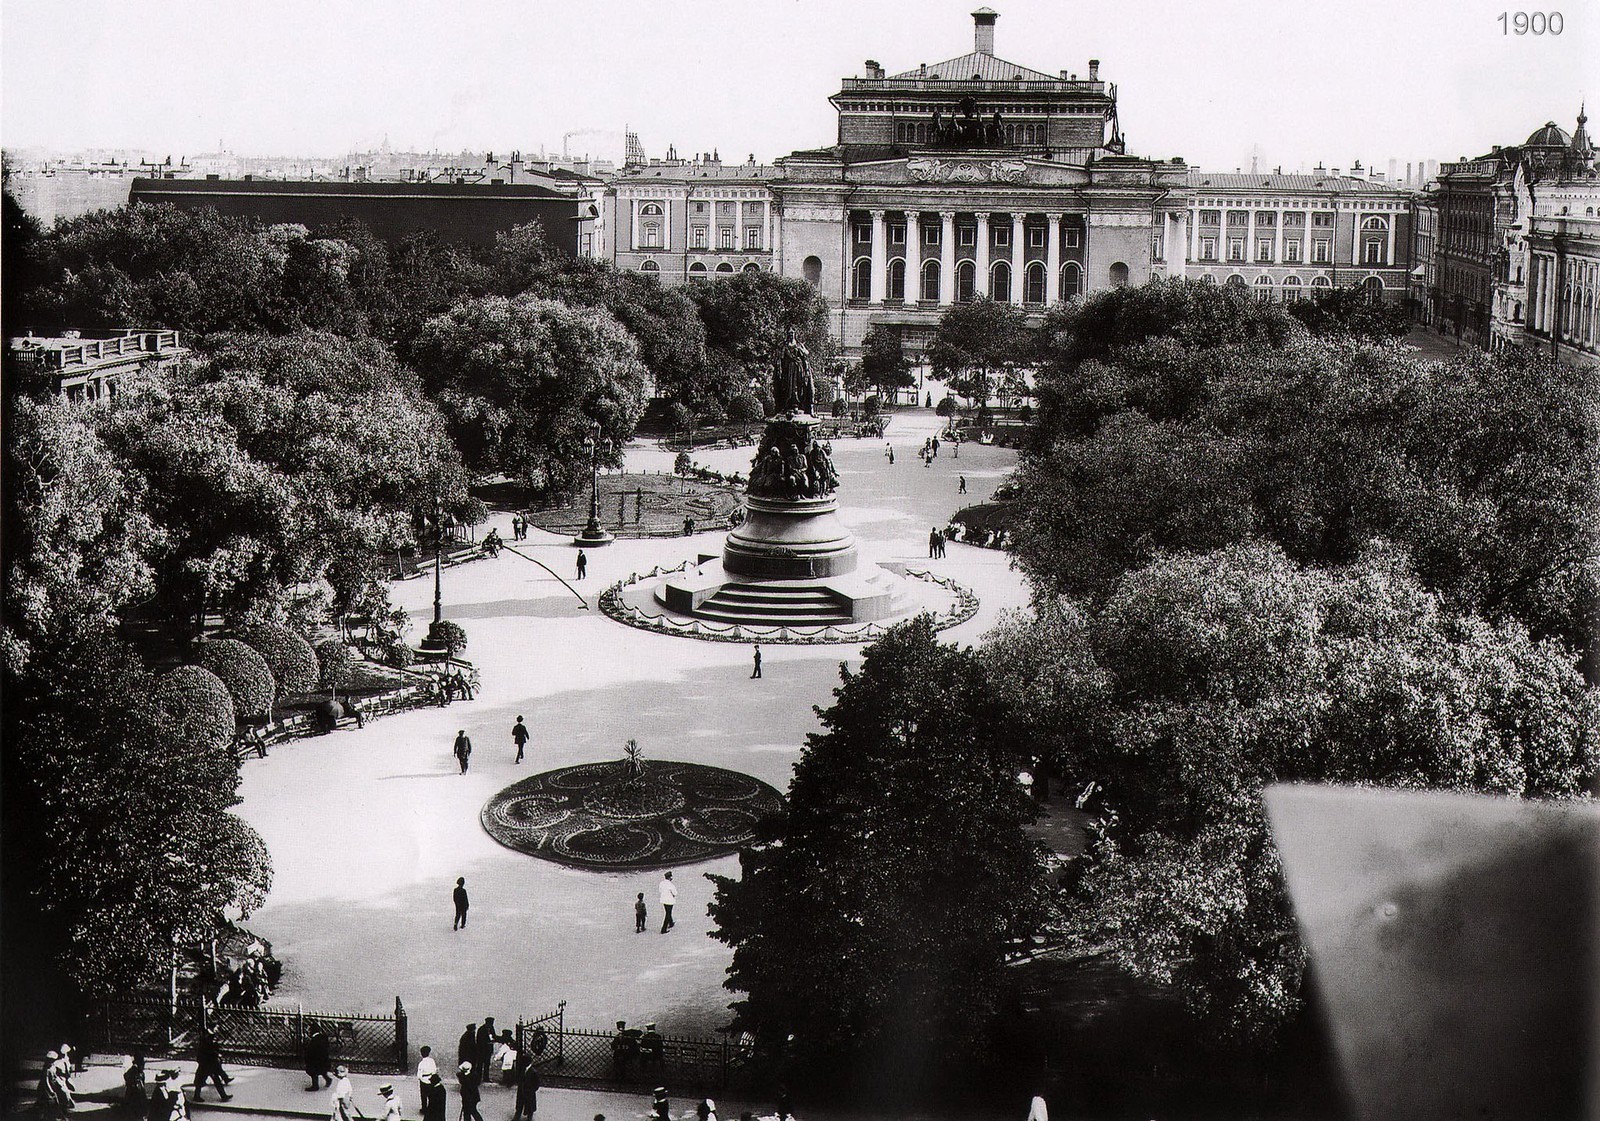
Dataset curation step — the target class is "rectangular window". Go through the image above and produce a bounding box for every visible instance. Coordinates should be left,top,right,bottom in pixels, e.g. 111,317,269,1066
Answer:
1312,212,1334,227
1227,210,1249,227
1028,227,1046,248
691,227,707,249
1229,239,1245,262
1364,240,1382,264
746,227,761,250
1257,240,1274,262
1255,211,1277,227
959,226,976,247
1312,239,1331,263
1152,234,1164,261
993,226,1009,247
720,228,734,250
1064,228,1080,248
1284,240,1302,262
891,225,906,245
925,225,940,246
1283,212,1306,228
1199,209,1221,226
1200,236,1217,261
855,226,871,243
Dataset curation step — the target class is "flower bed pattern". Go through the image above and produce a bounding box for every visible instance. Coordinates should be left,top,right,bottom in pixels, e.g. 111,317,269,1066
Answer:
481,760,784,870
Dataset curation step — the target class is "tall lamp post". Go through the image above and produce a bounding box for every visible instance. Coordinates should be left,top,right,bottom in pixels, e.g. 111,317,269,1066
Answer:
574,424,615,547
421,494,452,650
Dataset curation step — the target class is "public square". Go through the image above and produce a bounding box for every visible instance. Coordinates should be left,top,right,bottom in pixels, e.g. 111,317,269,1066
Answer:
236,410,1025,1054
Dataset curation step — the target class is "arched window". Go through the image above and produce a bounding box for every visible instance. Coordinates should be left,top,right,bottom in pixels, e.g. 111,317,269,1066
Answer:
1254,275,1275,301
1226,274,1247,289
1025,262,1047,304
716,262,735,274
1200,273,1217,284
1282,275,1303,301
852,257,872,300
802,255,822,286
742,262,762,273
688,262,707,281
1059,262,1081,301
888,258,906,301
991,260,1011,302
956,260,976,302
1311,275,1332,288
921,259,941,302
640,203,664,216
1109,261,1130,288
640,259,659,273
1362,275,1384,304
1361,215,1388,231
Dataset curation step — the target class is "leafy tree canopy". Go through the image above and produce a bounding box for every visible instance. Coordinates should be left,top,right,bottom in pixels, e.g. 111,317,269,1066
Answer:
927,298,1031,405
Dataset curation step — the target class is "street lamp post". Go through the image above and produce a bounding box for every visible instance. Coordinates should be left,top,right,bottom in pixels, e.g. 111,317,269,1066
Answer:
421,495,451,650
573,424,615,547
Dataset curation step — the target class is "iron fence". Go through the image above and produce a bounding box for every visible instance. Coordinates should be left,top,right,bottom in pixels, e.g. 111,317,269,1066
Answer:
516,1005,748,1092
93,996,408,1073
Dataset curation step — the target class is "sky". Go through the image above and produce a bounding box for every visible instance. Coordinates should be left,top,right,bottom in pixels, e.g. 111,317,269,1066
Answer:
3,0,1595,172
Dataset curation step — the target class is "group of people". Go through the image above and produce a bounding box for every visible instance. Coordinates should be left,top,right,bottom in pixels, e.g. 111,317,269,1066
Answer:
205,938,281,1010
927,527,949,559
428,1018,544,1121
509,515,531,541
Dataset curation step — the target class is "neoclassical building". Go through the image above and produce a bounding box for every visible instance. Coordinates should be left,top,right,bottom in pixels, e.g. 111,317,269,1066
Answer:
768,8,1188,358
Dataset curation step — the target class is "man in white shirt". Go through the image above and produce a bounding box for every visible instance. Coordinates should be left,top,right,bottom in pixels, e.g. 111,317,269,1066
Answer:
378,1084,402,1121
331,1065,363,1120
415,1047,437,1113
659,871,677,933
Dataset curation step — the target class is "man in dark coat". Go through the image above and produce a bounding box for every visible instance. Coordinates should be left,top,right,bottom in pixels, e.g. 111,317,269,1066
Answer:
515,1053,541,1120
457,1063,483,1121
453,730,472,773
457,1023,477,1069
453,879,469,930
475,1018,496,1085
305,1023,333,1090
190,1029,232,1101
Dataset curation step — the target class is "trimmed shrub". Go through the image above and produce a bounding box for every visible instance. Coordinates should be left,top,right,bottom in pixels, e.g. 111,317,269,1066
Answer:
314,638,354,694
199,640,276,722
153,666,237,750
214,813,274,918
238,623,319,698
863,394,882,419
728,393,765,424
430,620,469,657
378,639,415,669
936,397,957,417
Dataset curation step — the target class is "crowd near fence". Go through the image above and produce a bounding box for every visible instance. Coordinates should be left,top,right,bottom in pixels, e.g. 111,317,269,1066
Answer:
516,1004,751,1092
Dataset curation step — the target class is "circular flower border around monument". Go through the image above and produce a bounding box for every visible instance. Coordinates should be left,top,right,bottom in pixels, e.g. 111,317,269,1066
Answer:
596,562,980,645
481,760,784,870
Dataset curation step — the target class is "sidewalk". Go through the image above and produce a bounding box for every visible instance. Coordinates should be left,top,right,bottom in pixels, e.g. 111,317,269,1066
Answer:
22,1057,784,1121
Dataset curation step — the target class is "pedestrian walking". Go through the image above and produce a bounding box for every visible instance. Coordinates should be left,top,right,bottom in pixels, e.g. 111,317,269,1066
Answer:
958,475,967,494
145,1071,172,1121
191,1029,233,1101
457,1064,483,1121
635,892,647,933
453,730,471,774
474,1019,496,1084
576,551,588,580
306,1023,333,1090
659,871,677,932
750,643,762,679
415,1047,438,1113
39,1052,75,1118
652,1089,670,1121
421,1074,446,1121
932,436,940,457
378,1084,401,1121
515,1055,540,1121
331,1065,363,1121
123,1054,148,1116
952,438,959,459
928,528,941,559
512,716,530,764
888,447,895,464
457,1025,476,1069
453,880,469,930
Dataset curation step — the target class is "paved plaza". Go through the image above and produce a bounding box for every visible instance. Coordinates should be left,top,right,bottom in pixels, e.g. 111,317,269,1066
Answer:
236,409,1028,1056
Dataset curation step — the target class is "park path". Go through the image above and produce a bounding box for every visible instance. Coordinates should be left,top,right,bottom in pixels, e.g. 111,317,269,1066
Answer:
235,409,1029,1059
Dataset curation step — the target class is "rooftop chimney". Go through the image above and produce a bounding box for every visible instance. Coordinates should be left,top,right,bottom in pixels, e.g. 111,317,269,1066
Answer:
973,8,997,56
1088,59,1100,80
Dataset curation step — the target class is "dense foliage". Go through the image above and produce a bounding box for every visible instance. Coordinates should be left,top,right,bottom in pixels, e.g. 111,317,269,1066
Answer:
237,623,320,699
152,665,238,750
708,618,1052,1093
927,298,1030,405
198,639,276,723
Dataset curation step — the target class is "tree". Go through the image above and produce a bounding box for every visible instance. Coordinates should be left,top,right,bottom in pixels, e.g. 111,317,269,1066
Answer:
859,324,915,401
1286,284,1411,339
708,617,1052,1095
689,271,833,393
430,620,468,658
985,542,1599,1047
237,623,319,699
152,666,238,750
409,294,649,495
315,638,354,695
199,639,275,724
927,299,1029,406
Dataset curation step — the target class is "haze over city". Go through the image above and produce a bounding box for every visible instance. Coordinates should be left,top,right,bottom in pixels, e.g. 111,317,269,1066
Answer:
4,0,1594,170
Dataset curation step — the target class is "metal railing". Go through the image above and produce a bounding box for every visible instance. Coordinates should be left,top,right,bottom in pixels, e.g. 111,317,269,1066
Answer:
516,1005,747,1092
93,996,408,1073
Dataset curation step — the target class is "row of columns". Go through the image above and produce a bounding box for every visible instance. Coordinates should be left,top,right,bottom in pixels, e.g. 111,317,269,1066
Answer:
865,210,1068,307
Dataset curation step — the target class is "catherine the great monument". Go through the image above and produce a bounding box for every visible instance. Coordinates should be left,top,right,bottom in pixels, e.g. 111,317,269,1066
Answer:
659,331,897,627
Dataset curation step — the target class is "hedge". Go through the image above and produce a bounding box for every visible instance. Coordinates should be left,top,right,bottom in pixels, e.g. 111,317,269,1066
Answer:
238,623,320,698
198,640,276,722
153,665,238,750
314,638,354,693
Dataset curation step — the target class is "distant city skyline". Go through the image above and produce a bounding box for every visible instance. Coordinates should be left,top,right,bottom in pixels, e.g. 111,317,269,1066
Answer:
3,0,1593,173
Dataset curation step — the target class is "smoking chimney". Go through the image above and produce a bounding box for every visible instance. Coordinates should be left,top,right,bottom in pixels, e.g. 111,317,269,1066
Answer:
973,8,997,56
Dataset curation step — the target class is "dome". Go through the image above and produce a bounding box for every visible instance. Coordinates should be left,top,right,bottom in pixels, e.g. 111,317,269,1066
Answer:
1525,121,1573,148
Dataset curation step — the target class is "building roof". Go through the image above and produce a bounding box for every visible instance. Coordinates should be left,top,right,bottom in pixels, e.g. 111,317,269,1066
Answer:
1187,170,1410,195
1525,121,1574,148
889,52,1059,82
